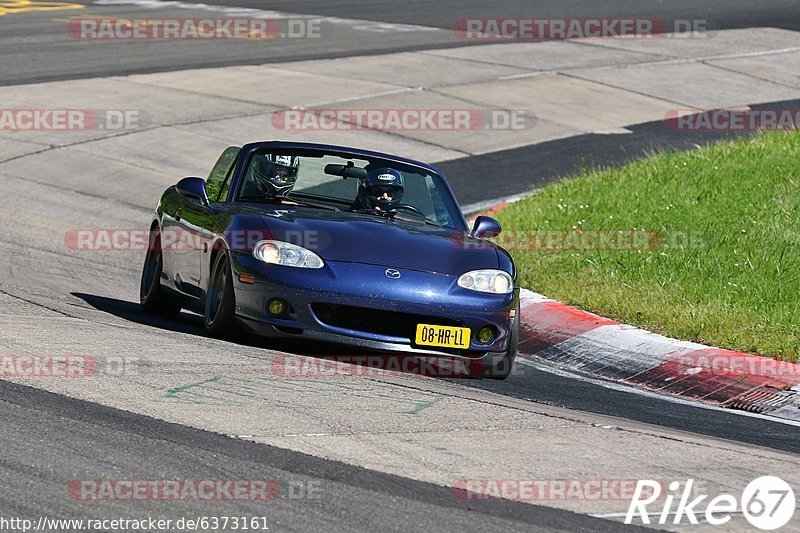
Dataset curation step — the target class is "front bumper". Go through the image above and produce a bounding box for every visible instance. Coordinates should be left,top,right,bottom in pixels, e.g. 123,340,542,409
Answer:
231,252,518,359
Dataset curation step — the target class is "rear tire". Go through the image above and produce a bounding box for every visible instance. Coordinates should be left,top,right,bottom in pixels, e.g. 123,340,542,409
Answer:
205,251,237,337
483,303,519,380
140,228,181,318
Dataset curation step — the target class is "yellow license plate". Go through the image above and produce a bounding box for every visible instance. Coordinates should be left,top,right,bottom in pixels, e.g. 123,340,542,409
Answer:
415,324,471,349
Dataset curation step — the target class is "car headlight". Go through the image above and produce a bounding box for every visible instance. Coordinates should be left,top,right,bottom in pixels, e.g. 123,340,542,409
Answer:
253,240,324,269
458,269,513,294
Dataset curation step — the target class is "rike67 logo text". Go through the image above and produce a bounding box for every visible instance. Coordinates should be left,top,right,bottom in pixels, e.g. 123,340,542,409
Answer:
626,477,795,530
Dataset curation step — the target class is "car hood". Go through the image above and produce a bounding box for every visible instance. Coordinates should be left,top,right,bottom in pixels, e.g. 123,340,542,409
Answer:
256,208,500,275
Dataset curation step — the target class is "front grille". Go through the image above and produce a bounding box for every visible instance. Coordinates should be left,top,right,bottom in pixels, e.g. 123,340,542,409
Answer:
311,303,463,339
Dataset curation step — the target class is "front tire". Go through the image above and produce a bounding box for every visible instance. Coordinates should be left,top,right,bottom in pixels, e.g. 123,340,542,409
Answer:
205,251,237,337
140,228,181,318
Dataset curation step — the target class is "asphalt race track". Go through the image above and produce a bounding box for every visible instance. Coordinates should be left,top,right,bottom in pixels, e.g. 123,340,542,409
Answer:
2,1,800,531
1,0,799,85
0,379,634,533
193,0,800,33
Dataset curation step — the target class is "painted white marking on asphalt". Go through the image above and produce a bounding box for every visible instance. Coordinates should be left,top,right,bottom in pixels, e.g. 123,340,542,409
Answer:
517,358,800,428
582,45,800,72
702,46,800,61
300,87,412,108
497,72,552,81
592,128,633,135
592,509,745,522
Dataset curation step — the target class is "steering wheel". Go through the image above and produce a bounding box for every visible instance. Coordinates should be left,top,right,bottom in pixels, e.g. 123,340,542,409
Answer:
394,204,426,217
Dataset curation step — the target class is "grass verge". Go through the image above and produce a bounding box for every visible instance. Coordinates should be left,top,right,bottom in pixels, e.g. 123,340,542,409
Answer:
494,130,800,361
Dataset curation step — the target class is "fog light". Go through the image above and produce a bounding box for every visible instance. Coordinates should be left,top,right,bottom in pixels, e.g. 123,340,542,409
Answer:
268,298,287,317
477,326,496,344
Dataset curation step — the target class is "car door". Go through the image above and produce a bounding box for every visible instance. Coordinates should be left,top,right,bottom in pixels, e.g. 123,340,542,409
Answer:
173,147,240,296
158,186,186,287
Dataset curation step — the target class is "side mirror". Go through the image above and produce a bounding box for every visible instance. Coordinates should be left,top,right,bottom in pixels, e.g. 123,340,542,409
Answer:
176,177,209,205
472,216,502,239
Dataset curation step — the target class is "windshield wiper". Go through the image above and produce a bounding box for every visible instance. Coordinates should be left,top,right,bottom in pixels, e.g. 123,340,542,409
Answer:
238,195,338,211
285,195,340,211
238,195,278,204
349,208,442,227
392,211,442,227
285,198,339,211
350,208,387,216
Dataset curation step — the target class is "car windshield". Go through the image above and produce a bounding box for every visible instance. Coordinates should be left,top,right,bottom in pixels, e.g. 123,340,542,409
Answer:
236,149,466,230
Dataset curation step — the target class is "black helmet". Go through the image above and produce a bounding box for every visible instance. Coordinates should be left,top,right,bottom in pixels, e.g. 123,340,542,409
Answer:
358,167,404,212
250,153,300,197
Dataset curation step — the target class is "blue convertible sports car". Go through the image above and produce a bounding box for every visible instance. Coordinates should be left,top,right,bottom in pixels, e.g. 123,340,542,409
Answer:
140,142,519,378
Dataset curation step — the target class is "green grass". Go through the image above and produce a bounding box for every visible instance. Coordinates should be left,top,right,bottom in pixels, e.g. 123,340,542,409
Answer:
495,130,800,361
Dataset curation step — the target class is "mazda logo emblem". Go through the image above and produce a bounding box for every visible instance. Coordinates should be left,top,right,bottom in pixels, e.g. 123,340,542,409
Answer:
385,269,401,279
